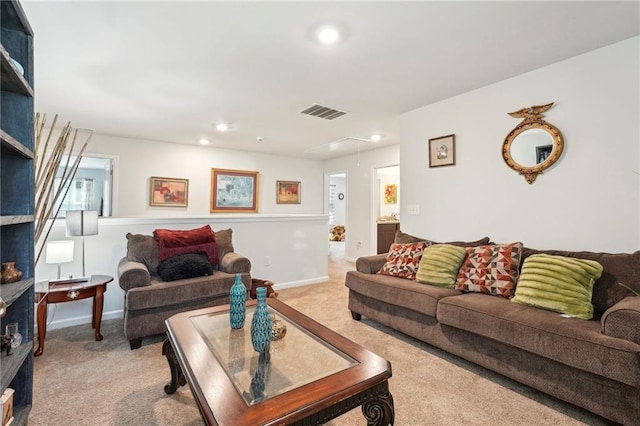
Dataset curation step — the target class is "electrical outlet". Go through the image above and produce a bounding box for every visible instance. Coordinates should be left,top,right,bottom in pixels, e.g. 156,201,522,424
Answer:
264,256,271,266
407,205,420,215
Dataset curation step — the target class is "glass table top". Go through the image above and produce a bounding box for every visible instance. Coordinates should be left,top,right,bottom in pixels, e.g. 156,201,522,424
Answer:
190,306,358,405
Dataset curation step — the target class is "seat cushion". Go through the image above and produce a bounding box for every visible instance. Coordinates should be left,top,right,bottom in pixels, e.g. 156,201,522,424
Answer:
346,270,460,317
126,271,238,311
437,293,640,387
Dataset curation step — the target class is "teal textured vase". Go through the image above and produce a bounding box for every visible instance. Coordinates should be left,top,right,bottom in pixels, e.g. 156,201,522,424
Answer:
229,273,247,329
251,287,272,353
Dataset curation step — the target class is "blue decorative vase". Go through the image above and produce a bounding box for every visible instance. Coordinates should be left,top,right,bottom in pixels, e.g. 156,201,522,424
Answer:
229,273,246,329
251,287,272,353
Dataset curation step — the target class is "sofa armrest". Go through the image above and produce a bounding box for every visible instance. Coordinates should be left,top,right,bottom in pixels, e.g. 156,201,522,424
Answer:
219,252,252,274
118,257,151,291
601,296,640,345
355,254,388,274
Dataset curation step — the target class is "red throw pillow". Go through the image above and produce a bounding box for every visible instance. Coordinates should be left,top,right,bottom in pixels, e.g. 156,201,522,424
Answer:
154,225,219,266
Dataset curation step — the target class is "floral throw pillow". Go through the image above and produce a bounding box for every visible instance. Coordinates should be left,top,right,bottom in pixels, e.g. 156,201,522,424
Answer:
377,242,428,280
455,242,523,298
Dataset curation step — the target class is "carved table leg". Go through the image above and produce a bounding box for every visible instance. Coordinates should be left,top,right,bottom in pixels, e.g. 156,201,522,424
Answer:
93,285,104,341
35,295,48,357
163,339,186,394
362,390,394,426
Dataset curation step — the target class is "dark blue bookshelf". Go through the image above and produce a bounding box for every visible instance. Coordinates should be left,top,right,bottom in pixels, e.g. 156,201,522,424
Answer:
0,1,34,424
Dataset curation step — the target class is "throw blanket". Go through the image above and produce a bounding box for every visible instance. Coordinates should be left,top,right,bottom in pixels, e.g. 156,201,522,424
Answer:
154,225,219,266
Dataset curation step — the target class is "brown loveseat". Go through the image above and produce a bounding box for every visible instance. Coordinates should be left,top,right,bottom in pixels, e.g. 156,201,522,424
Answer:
345,231,640,425
117,227,251,349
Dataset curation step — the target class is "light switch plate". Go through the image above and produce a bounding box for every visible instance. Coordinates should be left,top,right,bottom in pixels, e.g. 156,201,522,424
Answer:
407,205,420,215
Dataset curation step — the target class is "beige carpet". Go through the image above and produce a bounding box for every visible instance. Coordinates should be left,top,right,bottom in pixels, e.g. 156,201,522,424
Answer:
32,251,608,425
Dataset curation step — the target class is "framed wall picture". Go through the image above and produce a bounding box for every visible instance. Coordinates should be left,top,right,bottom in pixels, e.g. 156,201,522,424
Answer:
210,168,259,213
384,184,397,204
428,134,456,168
276,181,301,204
149,177,188,207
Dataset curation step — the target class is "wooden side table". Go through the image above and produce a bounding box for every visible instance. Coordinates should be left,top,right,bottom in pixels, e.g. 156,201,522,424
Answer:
34,274,113,356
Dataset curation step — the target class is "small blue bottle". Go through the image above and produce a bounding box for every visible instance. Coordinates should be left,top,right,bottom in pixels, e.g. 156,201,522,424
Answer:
229,273,246,329
251,287,272,353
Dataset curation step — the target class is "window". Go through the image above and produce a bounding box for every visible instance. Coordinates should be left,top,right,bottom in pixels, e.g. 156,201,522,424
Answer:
53,156,114,217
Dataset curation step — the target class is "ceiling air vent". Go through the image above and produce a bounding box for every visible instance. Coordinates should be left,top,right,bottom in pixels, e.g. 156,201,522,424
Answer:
300,104,346,120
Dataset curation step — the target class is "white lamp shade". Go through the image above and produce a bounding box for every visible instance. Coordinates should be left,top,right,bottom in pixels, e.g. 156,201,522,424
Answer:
45,240,75,264
66,210,99,237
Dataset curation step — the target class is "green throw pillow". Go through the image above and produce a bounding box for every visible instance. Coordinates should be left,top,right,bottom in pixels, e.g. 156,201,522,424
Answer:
511,254,603,319
416,244,467,287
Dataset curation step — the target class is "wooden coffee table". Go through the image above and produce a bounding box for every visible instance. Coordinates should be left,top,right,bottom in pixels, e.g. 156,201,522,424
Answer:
164,298,394,425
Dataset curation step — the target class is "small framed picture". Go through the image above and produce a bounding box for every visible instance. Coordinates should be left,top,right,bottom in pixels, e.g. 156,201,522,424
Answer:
211,168,259,213
384,184,397,204
428,134,456,168
149,177,188,207
276,181,301,204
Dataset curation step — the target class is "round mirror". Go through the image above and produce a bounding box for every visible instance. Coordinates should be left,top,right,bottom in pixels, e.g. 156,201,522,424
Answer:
502,103,563,184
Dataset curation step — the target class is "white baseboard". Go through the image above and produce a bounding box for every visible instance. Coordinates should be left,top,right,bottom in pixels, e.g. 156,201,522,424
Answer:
46,309,124,331
273,276,329,291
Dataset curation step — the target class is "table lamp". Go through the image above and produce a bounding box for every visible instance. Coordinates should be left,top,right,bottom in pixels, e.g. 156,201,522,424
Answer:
45,240,74,281
65,210,99,279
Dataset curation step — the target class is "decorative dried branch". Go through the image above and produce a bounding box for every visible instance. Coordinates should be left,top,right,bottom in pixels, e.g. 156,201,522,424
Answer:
34,113,93,264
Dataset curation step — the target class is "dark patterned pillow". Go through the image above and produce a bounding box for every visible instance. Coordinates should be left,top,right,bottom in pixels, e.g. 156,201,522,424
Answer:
157,253,213,282
455,242,523,298
377,242,428,280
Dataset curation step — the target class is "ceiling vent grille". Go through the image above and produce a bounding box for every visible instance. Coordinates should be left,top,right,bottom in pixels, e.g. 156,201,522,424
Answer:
300,104,346,120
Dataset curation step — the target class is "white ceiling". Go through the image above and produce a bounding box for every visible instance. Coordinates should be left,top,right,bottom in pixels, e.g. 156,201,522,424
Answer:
21,1,640,160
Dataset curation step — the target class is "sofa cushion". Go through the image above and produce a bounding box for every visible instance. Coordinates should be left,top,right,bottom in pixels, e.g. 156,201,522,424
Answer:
416,244,466,287
394,231,490,247
511,254,603,320
126,233,161,275
154,225,219,266
455,242,523,298
157,253,213,282
521,248,640,314
437,293,640,387
215,228,235,261
346,270,461,317
377,242,427,280
126,271,243,311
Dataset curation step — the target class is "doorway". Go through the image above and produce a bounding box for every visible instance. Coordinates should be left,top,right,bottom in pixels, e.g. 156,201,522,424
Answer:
326,171,347,260
373,165,400,253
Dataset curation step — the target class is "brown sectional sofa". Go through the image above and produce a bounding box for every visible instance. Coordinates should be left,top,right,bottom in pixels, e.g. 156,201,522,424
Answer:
117,228,251,349
346,236,640,425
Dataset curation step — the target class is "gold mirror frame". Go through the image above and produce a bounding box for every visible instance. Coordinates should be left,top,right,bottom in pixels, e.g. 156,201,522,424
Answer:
502,102,563,184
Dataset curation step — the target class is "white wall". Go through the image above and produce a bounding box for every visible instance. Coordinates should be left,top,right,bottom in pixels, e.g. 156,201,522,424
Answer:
324,144,401,260
400,36,640,252
85,134,325,217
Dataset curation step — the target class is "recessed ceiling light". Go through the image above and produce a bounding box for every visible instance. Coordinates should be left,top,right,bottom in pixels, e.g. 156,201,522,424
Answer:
199,138,210,145
215,123,228,132
256,136,264,142
317,26,340,45
371,134,382,142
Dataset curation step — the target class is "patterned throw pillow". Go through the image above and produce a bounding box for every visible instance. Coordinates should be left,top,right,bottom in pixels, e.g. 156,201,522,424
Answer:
511,254,603,319
416,244,467,287
455,242,523,298
377,242,428,280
